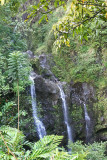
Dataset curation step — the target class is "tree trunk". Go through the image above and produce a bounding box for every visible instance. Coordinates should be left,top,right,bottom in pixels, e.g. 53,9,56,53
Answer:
17,81,19,130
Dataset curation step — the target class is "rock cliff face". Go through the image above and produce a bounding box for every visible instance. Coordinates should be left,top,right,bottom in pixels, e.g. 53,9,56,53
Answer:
33,77,72,145
26,52,107,144
29,54,73,144
71,82,107,142
70,82,96,142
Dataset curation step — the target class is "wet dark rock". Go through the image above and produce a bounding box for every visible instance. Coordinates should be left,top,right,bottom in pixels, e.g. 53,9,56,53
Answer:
39,54,49,69
32,74,72,144
96,128,107,141
23,50,35,59
26,50,34,58
70,82,96,142
70,82,107,143
34,75,59,94
21,53,107,144
33,54,57,81
32,73,62,135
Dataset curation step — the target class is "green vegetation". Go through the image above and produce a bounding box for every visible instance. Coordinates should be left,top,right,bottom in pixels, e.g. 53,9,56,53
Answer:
0,0,107,159
0,126,106,160
8,51,31,130
0,126,86,160
68,141,107,160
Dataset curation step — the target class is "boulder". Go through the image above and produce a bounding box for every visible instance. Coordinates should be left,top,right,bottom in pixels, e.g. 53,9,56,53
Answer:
26,50,34,58
34,75,59,94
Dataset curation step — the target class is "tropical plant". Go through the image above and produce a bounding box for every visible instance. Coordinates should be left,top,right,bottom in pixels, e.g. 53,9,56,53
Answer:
2,0,106,39
0,126,87,160
0,126,26,160
70,50,103,83
8,51,31,130
51,0,107,47
0,1,28,95
0,3,27,54
68,141,107,160
0,52,9,95
0,101,15,124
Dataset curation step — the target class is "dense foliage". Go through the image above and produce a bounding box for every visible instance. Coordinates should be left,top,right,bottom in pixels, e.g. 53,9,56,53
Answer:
0,126,86,160
68,141,107,160
0,0,107,159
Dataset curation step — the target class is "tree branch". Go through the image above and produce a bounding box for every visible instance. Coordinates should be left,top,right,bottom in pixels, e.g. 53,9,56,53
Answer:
77,2,107,7
73,9,104,29
56,9,103,35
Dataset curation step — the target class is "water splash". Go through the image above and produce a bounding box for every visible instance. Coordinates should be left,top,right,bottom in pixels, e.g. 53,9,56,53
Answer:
57,83,73,142
30,76,46,139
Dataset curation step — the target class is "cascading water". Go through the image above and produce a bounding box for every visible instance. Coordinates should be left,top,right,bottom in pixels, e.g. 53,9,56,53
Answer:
83,102,91,142
79,98,91,142
82,83,91,142
30,76,46,139
57,83,73,142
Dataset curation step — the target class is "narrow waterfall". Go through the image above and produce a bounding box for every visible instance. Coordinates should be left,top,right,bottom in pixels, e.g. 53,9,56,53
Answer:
30,76,46,139
83,102,91,142
57,84,73,142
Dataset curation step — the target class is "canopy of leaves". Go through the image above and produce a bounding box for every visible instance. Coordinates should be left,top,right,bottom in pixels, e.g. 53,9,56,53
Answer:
51,0,107,48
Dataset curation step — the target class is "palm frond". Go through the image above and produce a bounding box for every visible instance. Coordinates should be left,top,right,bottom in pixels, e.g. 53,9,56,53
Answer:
29,135,63,159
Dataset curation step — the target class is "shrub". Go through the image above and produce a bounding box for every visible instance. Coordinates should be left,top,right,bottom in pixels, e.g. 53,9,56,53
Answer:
68,141,107,160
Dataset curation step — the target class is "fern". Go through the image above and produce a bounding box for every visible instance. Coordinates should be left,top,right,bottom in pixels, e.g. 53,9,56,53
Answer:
1,102,16,117
8,51,31,130
50,148,75,160
29,135,63,159
0,126,25,159
0,126,87,160
0,102,18,126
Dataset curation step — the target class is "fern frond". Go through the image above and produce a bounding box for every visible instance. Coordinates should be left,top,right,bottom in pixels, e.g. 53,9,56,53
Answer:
29,135,63,159
0,126,25,152
1,101,16,117
50,148,76,160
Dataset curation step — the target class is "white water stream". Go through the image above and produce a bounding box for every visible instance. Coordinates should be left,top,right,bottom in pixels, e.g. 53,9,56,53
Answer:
83,102,91,140
57,83,73,142
30,76,46,139
79,98,91,141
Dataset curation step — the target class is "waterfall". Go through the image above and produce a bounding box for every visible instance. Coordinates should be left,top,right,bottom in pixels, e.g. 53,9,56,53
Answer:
57,83,73,142
83,102,91,142
79,98,91,142
30,76,46,139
